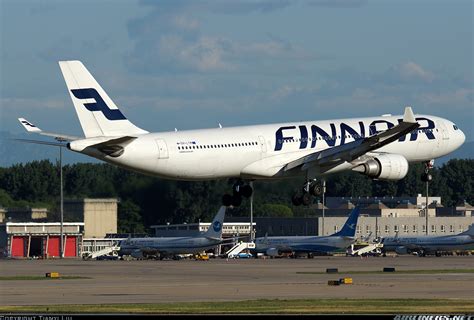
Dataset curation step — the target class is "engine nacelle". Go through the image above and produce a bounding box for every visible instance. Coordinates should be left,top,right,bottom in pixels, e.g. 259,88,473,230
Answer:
395,246,409,255
266,248,280,257
353,154,409,180
131,249,144,259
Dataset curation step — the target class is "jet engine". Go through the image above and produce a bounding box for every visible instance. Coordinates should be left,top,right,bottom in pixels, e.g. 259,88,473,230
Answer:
395,246,409,255
131,249,144,259
353,154,409,180
266,248,280,257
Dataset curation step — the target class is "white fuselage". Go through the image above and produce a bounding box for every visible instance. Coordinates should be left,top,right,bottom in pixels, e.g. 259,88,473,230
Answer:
381,234,474,253
254,235,355,254
119,237,222,256
73,114,465,181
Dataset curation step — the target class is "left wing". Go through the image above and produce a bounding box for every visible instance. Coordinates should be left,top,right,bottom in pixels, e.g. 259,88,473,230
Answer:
284,106,420,171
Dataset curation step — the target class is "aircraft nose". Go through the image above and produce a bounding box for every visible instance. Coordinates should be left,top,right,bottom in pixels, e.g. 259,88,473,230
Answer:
458,128,466,147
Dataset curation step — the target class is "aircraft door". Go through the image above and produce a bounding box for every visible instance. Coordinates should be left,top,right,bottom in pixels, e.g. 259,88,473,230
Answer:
437,121,450,141
258,136,267,153
436,121,450,154
155,139,169,159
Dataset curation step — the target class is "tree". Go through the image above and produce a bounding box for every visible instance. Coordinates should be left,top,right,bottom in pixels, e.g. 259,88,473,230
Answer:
256,204,293,217
118,200,145,234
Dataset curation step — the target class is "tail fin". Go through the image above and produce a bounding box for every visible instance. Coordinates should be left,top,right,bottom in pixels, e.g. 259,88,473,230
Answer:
331,206,360,237
58,60,148,138
204,206,226,239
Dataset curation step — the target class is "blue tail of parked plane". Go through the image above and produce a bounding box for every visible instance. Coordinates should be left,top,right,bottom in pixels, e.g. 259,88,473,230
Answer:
331,206,360,237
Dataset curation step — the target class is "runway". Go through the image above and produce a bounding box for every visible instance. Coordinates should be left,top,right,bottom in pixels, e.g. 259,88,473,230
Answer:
1,256,473,306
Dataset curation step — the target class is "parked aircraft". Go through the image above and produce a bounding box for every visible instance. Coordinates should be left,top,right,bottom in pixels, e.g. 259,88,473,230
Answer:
381,224,474,256
118,206,226,259
18,61,465,206
254,206,360,257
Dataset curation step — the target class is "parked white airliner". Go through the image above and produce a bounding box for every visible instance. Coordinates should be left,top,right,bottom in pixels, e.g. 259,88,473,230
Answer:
381,224,474,257
19,61,465,206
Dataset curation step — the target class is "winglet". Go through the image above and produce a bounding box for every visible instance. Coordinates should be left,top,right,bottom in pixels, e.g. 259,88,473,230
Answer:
403,106,416,123
18,118,41,133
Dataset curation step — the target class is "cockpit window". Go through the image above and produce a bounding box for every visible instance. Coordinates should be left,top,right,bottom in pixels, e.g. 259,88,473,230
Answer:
453,125,459,130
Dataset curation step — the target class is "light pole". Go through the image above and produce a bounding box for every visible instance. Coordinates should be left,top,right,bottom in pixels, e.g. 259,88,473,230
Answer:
59,145,64,258
422,160,433,236
250,181,254,242
425,178,429,236
322,180,326,236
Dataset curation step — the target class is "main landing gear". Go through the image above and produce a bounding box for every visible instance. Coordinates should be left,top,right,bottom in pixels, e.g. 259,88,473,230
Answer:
292,180,322,206
222,181,253,207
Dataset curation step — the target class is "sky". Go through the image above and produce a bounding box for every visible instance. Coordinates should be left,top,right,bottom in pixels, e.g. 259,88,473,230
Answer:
1,0,473,144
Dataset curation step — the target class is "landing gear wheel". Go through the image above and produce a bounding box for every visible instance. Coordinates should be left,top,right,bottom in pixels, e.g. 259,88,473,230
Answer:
292,194,303,206
309,183,322,196
231,194,242,207
301,193,312,206
240,185,253,198
222,194,232,207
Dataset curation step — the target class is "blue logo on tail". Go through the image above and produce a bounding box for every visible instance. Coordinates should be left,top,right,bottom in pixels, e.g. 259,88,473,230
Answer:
331,207,360,237
213,221,222,232
71,88,126,121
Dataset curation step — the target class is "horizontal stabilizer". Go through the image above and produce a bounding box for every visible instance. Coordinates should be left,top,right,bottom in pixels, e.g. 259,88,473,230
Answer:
14,138,67,147
18,118,82,141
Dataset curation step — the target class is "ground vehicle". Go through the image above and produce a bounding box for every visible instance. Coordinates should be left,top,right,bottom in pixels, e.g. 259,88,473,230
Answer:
229,252,253,259
194,253,209,261
96,253,119,260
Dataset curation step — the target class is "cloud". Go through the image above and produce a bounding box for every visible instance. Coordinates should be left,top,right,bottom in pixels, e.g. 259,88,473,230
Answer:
379,61,436,85
417,88,473,106
397,61,436,83
263,61,472,120
38,35,113,62
125,6,321,75
308,0,368,8
1,98,65,110
139,0,293,15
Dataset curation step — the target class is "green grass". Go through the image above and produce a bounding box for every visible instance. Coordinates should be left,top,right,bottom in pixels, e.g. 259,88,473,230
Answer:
0,275,90,280
0,299,472,314
297,269,474,275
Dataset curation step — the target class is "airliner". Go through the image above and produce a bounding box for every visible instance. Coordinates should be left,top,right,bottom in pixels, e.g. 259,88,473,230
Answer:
381,224,474,257
254,206,360,257
118,206,226,259
18,61,465,206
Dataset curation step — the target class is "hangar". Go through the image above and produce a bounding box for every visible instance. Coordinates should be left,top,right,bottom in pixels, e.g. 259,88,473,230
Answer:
0,198,118,258
0,222,84,258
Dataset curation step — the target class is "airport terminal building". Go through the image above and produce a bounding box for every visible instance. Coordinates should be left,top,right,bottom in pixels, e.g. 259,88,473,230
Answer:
152,195,474,241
